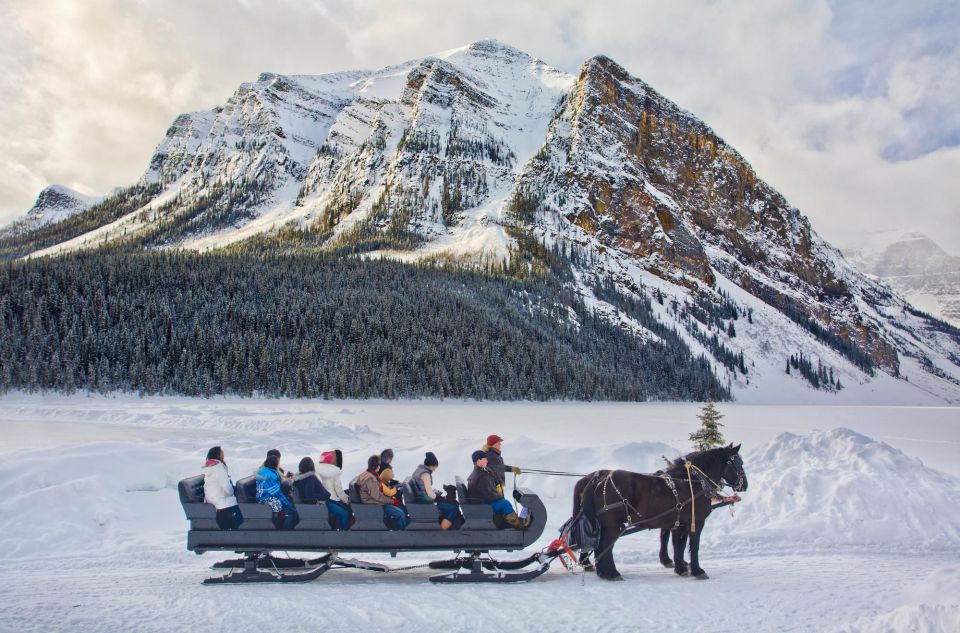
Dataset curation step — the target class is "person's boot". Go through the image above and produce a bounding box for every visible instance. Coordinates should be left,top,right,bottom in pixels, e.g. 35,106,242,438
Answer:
450,514,465,530
502,512,528,530
440,518,453,530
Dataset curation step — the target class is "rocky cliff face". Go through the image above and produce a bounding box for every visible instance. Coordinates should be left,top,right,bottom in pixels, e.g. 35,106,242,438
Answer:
5,39,960,403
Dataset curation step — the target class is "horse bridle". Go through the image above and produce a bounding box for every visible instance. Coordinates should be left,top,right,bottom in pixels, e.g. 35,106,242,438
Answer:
723,454,746,491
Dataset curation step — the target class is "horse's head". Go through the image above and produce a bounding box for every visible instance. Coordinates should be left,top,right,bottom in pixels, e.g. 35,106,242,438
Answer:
721,443,748,492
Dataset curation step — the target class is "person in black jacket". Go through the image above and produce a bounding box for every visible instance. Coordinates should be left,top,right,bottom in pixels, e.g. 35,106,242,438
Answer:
295,456,352,530
466,450,527,529
483,435,521,497
295,457,332,503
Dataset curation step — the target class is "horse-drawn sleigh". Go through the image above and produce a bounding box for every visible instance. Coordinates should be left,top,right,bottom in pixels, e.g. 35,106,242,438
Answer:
179,444,747,584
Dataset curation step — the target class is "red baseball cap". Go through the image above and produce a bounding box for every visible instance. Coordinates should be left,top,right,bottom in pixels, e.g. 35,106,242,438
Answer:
486,434,504,446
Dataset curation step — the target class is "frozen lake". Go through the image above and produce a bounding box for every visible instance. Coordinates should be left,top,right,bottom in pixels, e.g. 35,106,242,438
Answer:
0,393,958,632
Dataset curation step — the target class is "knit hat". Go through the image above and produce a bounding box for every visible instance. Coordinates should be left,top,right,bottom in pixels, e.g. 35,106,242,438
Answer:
319,451,336,465
424,451,439,467
486,434,504,446
379,468,394,483
471,450,488,464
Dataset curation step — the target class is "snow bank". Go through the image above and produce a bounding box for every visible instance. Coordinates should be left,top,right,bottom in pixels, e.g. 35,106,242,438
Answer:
837,605,960,633
708,428,960,553
835,564,960,632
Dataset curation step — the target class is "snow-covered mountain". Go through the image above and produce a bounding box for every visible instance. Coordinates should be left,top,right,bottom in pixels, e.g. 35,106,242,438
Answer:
844,232,960,327
0,185,101,238
3,39,960,403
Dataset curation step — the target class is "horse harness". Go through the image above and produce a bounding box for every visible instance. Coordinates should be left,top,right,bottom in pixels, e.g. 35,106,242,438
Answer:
595,462,726,533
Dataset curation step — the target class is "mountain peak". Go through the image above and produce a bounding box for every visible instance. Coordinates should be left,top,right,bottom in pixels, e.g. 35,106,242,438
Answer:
466,38,528,56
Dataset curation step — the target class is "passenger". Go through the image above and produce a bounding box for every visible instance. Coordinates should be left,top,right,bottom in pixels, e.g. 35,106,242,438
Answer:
357,455,409,530
295,456,352,530
409,451,463,530
257,454,300,530
263,448,294,479
317,450,350,504
379,467,399,499
466,450,528,530
295,457,332,503
483,434,522,493
380,467,409,517
202,446,244,530
378,448,394,475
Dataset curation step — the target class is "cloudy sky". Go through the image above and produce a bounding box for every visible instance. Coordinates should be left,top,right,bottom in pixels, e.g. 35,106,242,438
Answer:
1,0,957,252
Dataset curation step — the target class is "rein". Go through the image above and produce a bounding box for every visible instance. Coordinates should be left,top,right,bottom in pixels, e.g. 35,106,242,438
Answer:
520,468,588,477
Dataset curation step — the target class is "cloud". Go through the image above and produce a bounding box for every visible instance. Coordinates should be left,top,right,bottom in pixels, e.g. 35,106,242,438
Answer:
0,0,957,253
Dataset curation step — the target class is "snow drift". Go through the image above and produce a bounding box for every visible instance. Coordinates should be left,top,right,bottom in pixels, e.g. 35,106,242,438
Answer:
707,428,960,553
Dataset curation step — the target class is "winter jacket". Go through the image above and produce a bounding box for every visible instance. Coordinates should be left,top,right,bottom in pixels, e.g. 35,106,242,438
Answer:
202,459,238,510
256,466,293,511
316,462,350,504
466,465,500,503
294,472,331,504
379,468,398,498
357,469,393,505
483,444,516,486
409,464,437,503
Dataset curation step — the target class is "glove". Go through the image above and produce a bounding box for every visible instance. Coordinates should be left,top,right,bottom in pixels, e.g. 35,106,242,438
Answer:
512,489,523,502
511,466,522,474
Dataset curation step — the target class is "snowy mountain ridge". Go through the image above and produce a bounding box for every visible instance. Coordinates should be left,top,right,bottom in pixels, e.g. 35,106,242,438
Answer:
0,185,101,238
3,39,960,404
844,231,960,327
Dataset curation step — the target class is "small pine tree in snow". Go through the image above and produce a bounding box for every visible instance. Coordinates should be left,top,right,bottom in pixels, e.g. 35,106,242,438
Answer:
690,402,726,451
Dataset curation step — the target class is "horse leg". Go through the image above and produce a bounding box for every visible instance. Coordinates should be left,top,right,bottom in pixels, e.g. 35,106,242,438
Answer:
689,523,708,579
658,529,672,567
672,527,689,576
594,522,623,581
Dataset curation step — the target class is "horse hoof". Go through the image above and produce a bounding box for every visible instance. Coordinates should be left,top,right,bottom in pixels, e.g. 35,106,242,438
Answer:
581,562,595,572
660,559,673,568
603,574,624,581
675,569,689,577
694,572,710,580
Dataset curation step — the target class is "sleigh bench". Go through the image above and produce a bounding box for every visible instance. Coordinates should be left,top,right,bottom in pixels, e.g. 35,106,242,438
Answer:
178,473,548,584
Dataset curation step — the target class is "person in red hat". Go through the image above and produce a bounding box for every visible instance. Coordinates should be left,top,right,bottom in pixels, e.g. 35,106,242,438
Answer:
482,434,521,495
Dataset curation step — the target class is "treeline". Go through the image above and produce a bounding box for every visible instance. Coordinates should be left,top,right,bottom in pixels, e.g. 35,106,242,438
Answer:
0,252,729,401
786,352,842,391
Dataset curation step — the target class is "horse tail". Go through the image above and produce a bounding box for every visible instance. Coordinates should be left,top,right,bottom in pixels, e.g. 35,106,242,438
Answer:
573,470,606,522
572,474,586,517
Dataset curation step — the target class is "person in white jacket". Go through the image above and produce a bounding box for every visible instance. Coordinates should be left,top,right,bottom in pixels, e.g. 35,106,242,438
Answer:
316,450,350,504
316,449,353,529
202,446,244,530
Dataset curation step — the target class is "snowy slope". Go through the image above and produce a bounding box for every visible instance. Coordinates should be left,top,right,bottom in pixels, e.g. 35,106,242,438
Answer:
0,395,958,632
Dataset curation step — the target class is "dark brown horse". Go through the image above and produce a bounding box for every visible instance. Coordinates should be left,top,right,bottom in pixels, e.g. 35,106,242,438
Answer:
571,444,747,580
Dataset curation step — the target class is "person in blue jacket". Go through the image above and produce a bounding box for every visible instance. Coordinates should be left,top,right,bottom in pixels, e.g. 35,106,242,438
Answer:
257,454,300,529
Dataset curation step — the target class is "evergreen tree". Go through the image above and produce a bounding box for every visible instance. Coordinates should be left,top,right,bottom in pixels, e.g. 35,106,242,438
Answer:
690,402,726,451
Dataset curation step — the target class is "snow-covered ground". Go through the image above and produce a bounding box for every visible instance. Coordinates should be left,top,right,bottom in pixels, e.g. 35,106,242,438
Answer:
0,393,958,632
